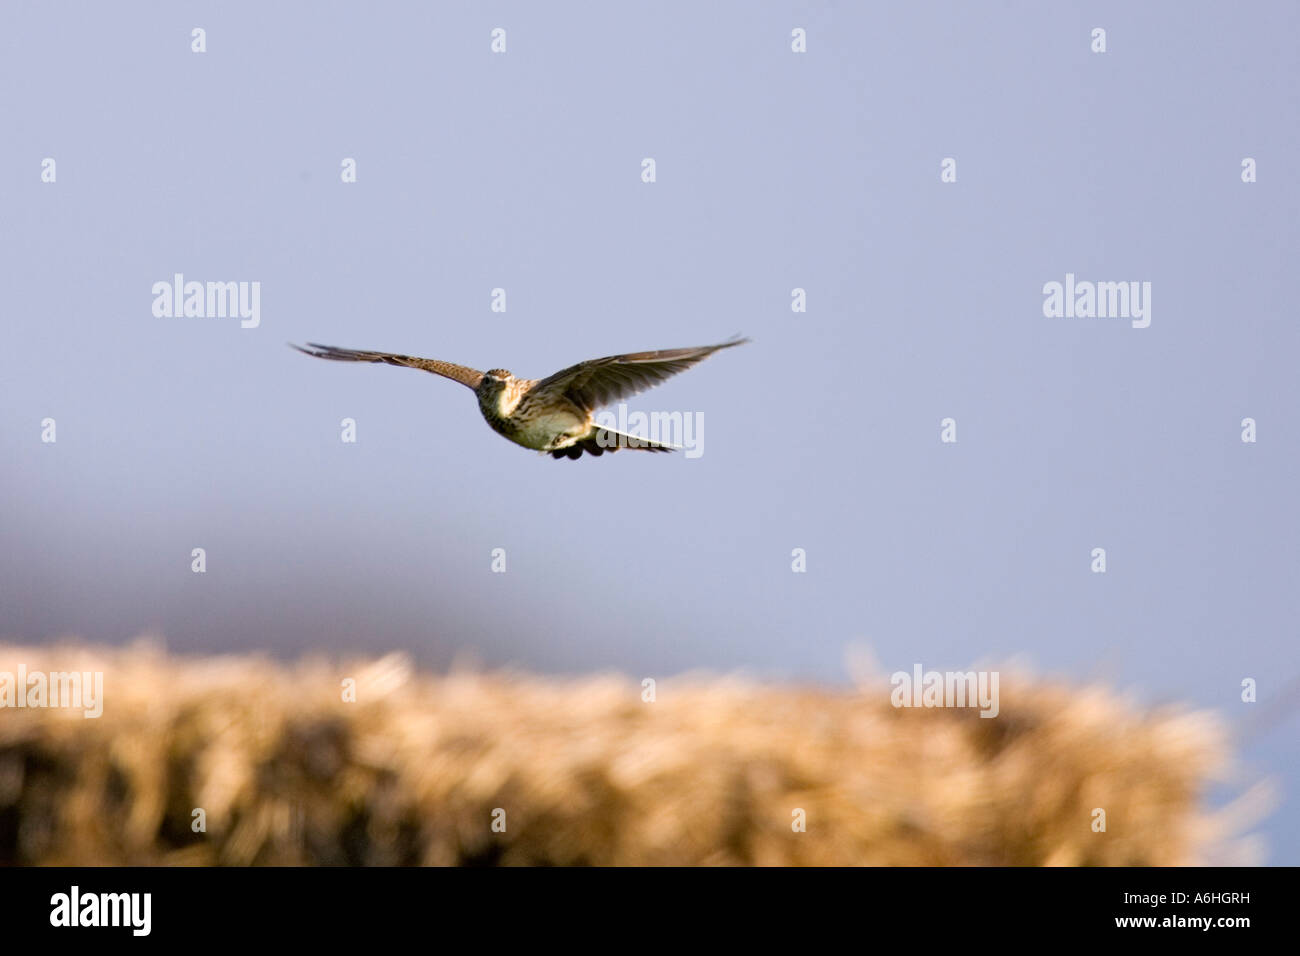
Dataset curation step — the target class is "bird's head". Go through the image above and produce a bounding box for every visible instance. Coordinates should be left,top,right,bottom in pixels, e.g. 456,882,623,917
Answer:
475,369,515,415
479,369,512,392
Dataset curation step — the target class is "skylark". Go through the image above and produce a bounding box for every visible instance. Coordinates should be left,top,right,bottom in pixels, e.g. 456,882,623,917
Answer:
292,337,747,458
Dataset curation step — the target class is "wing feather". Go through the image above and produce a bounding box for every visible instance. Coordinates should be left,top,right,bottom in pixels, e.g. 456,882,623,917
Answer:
291,343,484,389
525,337,748,413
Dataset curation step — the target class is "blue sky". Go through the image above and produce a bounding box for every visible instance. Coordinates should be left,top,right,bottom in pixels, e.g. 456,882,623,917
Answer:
1,2,1296,862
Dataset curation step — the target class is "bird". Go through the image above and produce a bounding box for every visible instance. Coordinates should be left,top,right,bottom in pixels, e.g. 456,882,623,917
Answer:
291,337,748,459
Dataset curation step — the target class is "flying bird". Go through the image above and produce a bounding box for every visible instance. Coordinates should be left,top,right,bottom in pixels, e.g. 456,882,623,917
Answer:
291,337,748,458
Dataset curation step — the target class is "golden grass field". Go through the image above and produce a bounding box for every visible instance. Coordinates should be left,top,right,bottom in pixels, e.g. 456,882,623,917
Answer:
0,641,1265,865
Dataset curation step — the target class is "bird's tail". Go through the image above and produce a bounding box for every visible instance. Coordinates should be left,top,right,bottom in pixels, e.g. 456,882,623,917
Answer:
550,427,678,459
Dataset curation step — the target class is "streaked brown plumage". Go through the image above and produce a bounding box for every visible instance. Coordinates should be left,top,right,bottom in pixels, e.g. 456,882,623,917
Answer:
291,337,748,458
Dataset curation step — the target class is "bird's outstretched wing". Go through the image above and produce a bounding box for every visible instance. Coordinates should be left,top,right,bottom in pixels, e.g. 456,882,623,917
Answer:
525,337,748,413
291,343,484,389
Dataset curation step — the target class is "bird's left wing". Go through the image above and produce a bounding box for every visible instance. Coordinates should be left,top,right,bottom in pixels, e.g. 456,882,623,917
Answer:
525,337,748,413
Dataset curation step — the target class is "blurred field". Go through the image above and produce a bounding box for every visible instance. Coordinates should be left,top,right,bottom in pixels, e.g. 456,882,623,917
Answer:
0,641,1261,865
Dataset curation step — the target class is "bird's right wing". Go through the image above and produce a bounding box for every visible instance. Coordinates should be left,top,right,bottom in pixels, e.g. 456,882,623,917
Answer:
291,343,484,389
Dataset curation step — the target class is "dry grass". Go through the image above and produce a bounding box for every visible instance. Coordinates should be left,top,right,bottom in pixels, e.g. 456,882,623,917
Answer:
0,641,1259,865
